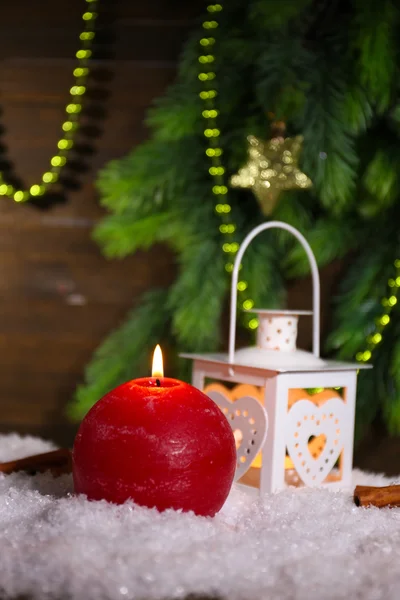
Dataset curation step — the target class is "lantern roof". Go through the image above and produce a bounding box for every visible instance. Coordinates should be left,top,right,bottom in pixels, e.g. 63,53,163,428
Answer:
180,351,372,374
248,309,313,316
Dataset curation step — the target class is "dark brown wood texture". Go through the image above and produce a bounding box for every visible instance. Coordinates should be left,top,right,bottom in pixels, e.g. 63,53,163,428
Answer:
0,0,202,445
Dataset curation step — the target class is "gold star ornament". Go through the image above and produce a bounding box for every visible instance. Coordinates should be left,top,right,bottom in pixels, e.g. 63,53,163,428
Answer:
230,134,312,215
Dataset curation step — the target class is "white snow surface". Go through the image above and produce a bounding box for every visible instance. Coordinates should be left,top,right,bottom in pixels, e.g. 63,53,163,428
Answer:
1,433,400,600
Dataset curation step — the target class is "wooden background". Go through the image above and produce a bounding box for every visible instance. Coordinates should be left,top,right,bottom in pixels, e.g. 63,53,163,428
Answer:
0,0,396,473
0,0,204,445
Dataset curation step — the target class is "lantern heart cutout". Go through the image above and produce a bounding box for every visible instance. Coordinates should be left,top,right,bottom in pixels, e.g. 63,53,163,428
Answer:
286,398,347,486
206,390,268,481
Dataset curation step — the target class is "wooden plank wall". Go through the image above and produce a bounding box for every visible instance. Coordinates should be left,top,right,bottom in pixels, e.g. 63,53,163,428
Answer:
0,0,203,445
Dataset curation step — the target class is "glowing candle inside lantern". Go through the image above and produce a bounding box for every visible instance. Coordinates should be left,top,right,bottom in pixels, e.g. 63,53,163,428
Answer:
72,345,236,516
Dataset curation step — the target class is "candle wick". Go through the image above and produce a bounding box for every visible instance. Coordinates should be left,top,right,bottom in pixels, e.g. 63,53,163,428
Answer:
156,378,161,387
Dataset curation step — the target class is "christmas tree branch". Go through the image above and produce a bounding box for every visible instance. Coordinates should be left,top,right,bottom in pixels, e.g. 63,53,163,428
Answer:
68,290,172,420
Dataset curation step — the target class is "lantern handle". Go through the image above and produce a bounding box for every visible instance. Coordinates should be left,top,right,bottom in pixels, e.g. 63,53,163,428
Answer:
229,221,320,371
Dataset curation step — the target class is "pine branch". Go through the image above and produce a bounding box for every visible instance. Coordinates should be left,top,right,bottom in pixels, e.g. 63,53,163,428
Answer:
354,369,381,439
341,293,400,437
353,0,398,113
168,238,227,351
341,84,373,135
96,139,169,216
93,211,195,258
360,131,400,214
68,290,172,420
147,83,202,142
329,303,380,359
97,138,205,216
241,234,286,309
390,102,400,131
334,238,393,320
363,152,398,209
249,0,313,30
300,42,358,213
272,192,313,235
284,217,358,277
327,233,395,357
255,33,311,120
386,334,400,434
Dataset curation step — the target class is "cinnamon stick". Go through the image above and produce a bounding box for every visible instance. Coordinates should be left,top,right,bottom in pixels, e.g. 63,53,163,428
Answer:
0,448,72,477
354,484,400,508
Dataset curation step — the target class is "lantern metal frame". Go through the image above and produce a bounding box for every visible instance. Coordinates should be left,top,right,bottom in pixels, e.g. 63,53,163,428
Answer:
182,221,371,493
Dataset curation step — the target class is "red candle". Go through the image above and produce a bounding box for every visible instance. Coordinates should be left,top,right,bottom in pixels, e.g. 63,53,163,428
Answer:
73,346,236,517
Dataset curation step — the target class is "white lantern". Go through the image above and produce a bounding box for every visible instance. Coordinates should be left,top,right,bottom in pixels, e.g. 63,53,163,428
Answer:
181,221,371,493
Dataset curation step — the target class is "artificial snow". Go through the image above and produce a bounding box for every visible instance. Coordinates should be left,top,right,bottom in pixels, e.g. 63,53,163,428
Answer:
1,434,400,600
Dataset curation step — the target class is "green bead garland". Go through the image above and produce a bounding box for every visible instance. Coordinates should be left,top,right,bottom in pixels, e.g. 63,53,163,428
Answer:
199,3,259,330
0,0,98,203
356,260,400,363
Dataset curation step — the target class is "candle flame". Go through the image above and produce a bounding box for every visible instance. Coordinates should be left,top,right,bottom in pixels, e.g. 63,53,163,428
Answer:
152,344,164,378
